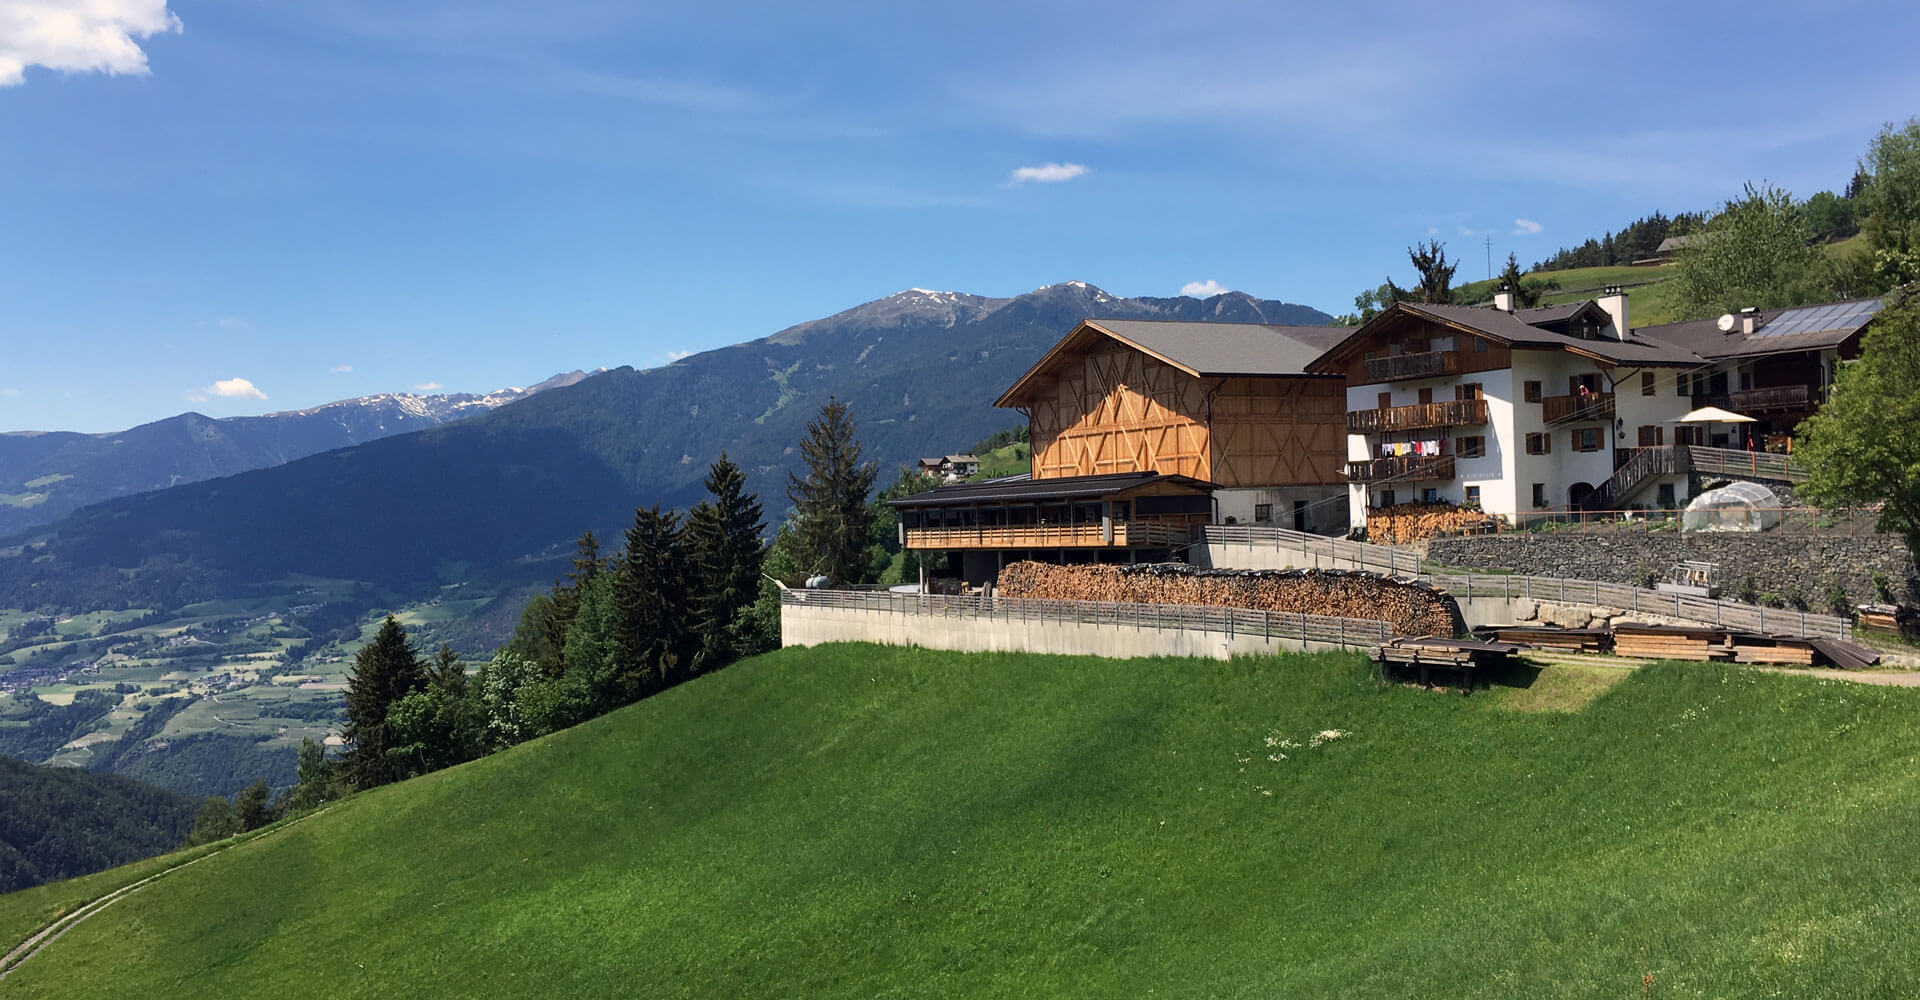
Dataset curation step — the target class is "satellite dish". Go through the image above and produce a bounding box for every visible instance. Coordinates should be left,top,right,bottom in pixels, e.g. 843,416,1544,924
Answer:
1716,314,1736,332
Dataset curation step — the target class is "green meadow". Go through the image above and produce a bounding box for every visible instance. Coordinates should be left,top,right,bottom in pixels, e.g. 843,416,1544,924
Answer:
6,644,1919,998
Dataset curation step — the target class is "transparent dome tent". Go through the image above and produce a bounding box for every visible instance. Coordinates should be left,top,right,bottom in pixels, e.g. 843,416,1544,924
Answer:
1681,481,1781,532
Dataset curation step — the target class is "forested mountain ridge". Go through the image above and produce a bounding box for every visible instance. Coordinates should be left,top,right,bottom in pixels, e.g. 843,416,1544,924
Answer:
0,283,1331,612
0,755,197,893
0,371,593,535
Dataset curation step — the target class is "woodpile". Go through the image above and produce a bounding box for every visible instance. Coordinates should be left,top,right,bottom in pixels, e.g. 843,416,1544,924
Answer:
1477,625,1610,653
1856,604,1913,635
1365,502,1498,545
1732,643,1816,665
996,561,1462,637
1611,623,1734,661
1373,637,1525,692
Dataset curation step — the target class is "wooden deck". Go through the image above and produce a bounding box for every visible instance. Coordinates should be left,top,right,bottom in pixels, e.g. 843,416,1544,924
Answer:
902,520,1191,550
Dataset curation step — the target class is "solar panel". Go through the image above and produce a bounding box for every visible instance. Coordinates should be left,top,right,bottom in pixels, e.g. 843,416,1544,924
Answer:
1750,299,1882,339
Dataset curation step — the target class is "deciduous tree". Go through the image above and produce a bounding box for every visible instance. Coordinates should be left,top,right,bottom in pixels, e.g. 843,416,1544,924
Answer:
1673,182,1827,314
1797,288,1920,552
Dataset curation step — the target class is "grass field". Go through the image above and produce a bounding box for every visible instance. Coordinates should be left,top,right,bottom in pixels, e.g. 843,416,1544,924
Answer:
6,643,1919,997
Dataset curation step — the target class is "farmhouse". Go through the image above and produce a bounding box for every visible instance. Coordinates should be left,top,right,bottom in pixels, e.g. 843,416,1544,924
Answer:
892,317,1350,584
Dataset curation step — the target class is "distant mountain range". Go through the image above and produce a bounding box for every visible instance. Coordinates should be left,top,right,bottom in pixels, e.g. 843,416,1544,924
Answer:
0,372,593,535
0,284,1332,612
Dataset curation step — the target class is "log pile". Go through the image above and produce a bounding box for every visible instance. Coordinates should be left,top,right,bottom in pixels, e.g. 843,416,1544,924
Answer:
1365,502,1498,545
996,561,1462,637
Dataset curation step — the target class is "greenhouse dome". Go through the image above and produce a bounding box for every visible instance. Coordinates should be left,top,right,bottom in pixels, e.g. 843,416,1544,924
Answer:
1681,481,1781,532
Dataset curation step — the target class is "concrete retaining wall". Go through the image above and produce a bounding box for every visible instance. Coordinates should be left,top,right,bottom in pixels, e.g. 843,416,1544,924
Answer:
781,603,1359,661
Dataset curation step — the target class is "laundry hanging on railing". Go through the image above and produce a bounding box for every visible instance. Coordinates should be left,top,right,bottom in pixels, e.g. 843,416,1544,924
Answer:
1378,438,1448,458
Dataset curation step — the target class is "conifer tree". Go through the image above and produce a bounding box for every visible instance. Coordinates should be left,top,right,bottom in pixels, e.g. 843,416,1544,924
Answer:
786,397,878,585
608,505,690,699
342,615,428,789
529,531,605,677
685,453,767,670
234,778,275,832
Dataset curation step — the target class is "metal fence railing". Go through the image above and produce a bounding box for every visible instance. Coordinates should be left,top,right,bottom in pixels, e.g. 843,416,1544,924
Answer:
1197,524,1425,575
780,589,1395,648
1435,507,1889,537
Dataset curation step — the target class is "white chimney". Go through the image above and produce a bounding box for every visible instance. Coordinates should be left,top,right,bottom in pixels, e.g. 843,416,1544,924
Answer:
1492,288,1514,312
1740,306,1758,336
1597,285,1629,341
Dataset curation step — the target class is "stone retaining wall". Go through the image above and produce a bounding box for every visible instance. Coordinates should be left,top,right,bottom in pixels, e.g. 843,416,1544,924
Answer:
1425,533,1915,607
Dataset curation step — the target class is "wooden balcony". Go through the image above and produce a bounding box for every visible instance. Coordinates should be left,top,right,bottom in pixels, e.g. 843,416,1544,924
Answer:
1347,398,1488,434
1363,350,1460,383
1344,455,1455,484
1541,392,1615,424
902,520,1192,550
1729,384,1815,412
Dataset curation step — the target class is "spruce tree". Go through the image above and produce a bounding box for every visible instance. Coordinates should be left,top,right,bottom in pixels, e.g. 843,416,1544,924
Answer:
342,615,428,789
532,531,605,677
611,505,691,700
786,397,878,585
685,453,767,670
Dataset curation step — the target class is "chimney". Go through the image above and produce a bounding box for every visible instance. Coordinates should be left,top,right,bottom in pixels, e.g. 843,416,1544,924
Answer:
1740,306,1758,336
1492,285,1514,312
1597,285,1630,341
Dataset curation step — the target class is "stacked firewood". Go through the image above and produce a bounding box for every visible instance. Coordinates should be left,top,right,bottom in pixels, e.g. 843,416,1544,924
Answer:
1365,502,1496,545
996,561,1460,636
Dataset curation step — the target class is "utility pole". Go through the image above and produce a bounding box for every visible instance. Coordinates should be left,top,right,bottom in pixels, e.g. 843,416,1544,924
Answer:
1484,234,1493,281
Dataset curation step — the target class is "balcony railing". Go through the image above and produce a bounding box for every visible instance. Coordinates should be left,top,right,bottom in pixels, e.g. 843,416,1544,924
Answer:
1363,351,1460,383
1541,392,1615,424
1728,384,1815,412
902,520,1192,550
1347,398,1488,434
1344,455,1455,484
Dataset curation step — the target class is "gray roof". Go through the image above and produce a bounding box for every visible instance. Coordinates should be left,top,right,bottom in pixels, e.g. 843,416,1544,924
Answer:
1635,298,1882,360
1655,234,1695,254
886,471,1211,508
1512,302,1593,325
1400,303,1703,366
1086,318,1354,376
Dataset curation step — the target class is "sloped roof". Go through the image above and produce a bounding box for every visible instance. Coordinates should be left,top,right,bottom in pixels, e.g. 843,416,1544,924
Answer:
996,318,1350,407
886,471,1213,508
1635,298,1883,360
1310,301,1703,372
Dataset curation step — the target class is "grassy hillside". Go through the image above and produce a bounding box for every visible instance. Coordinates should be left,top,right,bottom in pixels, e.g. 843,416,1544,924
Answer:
7,646,1920,997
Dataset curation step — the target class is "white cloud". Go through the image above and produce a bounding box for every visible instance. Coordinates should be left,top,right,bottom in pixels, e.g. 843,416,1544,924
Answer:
330,364,353,374
1455,225,1480,238
1008,162,1088,185
665,350,693,362
414,381,443,391
217,316,250,330
1426,227,1440,237
1179,280,1230,298
1513,217,1544,235
186,377,267,403
0,1,182,87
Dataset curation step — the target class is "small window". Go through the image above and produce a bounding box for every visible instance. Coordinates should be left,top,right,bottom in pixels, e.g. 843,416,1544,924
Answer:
1524,380,1542,403
1638,425,1664,447
1641,371,1656,396
1455,382,1483,401
1253,503,1272,523
1417,387,1434,405
1464,485,1481,507
1531,483,1547,509
1572,428,1603,452
1526,432,1551,455
1457,435,1486,458
1677,373,1691,397
1422,488,1439,503
1657,483,1677,509
1379,489,1396,508
1377,391,1392,409
1472,336,1488,353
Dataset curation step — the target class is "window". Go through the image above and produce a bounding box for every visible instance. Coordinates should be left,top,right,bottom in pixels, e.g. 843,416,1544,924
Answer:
1378,489,1396,508
1657,483,1676,510
1641,371,1656,396
1531,483,1547,509
1638,425,1664,447
1253,503,1272,523
1526,432,1551,455
1464,485,1481,507
1455,382,1483,401
1524,380,1543,403
1473,336,1488,353
1422,488,1439,503
1293,500,1308,532
1572,427,1603,452
1457,435,1486,458
1417,387,1434,405
1112,501,1130,520
1678,373,1691,396
1675,425,1706,446
1569,373,1601,395
1377,391,1392,409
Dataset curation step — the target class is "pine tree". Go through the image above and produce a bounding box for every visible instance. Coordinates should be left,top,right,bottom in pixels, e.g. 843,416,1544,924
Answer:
431,642,468,696
342,615,428,789
234,778,275,832
528,532,605,677
611,505,691,699
684,453,767,671
786,397,878,585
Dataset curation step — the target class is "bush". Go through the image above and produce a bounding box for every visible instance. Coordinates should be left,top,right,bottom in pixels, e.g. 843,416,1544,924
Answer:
1736,577,1760,604
1826,582,1856,619
1872,571,1897,603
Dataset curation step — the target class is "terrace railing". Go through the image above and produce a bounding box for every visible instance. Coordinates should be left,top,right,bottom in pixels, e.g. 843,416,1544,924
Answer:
780,589,1395,647
1728,384,1815,412
1344,455,1455,484
1346,398,1488,434
1541,392,1615,424
1683,446,1809,483
903,520,1190,550
1363,351,1460,383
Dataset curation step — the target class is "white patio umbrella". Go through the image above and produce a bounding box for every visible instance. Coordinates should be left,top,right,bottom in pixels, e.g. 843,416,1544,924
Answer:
1668,405,1758,447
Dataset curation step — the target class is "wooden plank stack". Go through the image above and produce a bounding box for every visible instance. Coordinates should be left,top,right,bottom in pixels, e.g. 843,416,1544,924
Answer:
1610,623,1734,661
1372,636,1525,692
1476,625,1610,653
1857,604,1910,635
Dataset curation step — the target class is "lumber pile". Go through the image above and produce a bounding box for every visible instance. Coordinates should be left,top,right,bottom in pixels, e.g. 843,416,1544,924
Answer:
1856,604,1912,635
1611,623,1734,661
1476,625,1610,653
996,561,1462,637
1732,643,1817,665
1365,502,1498,545
1373,636,1525,692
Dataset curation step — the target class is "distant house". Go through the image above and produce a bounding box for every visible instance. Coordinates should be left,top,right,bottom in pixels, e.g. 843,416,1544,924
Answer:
943,455,980,480
916,457,945,479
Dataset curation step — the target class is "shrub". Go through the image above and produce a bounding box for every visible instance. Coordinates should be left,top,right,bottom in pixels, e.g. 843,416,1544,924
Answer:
1825,582,1856,619
1872,570,1897,603
1736,577,1760,604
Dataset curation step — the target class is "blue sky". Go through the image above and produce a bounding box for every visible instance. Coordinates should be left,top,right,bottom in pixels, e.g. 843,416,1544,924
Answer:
4,0,1918,432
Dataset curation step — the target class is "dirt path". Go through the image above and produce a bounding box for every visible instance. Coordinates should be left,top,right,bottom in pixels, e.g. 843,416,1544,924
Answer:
0,808,328,982
1520,652,1920,686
